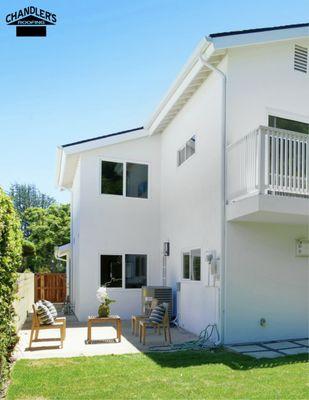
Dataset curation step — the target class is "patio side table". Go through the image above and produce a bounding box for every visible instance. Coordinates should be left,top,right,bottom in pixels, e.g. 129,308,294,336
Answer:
87,315,122,344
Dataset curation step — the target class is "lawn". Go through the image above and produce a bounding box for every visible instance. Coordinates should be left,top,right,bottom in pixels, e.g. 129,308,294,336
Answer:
7,350,308,400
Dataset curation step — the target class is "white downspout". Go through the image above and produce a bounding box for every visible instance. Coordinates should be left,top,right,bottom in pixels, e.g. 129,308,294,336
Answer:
199,54,227,345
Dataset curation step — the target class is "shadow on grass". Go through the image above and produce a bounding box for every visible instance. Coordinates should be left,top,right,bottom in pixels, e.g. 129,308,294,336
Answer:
144,348,308,370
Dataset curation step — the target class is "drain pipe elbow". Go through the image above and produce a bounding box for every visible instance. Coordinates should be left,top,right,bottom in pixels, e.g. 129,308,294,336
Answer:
199,54,227,346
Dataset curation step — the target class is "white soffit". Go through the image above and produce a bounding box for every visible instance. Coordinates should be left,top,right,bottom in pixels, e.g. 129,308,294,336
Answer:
147,24,309,136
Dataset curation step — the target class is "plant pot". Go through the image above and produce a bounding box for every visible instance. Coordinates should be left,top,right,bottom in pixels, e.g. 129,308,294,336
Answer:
98,304,110,318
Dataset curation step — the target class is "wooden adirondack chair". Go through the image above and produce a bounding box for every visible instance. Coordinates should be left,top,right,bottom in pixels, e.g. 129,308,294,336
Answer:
139,303,171,345
131,298,159,335
29,304,66,349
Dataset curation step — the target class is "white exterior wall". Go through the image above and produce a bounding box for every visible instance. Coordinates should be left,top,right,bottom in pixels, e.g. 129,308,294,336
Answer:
71,160,81,312
225,222,309,343
74,135,161,320
226,38,309,143
224,38,309,343
159,58,227,335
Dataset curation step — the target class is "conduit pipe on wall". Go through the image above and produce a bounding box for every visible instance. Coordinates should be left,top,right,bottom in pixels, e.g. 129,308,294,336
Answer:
199,54,227,344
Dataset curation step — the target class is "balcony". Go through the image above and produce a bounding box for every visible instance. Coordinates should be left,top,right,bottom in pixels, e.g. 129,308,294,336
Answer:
227,126,309,224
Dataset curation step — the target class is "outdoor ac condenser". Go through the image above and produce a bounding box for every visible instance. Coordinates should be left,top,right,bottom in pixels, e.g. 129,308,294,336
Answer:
141,286,173,320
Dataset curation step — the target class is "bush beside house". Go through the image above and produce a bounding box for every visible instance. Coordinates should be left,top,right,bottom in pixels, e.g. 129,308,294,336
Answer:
0,188,22,395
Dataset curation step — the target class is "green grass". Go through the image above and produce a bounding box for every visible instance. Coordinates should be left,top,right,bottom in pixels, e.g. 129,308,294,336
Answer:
7,350,308,399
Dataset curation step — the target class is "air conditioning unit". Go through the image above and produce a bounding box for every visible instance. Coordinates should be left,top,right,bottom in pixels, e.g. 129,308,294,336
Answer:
141,286,173,320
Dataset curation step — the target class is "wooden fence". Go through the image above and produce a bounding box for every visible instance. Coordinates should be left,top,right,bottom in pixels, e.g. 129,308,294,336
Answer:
35,273,66,303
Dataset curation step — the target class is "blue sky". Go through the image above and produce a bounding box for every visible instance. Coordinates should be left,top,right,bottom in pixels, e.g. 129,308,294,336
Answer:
1,0,308,203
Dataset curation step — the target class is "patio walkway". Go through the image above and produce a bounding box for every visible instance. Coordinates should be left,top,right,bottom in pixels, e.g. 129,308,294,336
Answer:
15,313,197,360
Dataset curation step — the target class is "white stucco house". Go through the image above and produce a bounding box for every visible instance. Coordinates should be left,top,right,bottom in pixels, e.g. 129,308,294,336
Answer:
56,23,309,344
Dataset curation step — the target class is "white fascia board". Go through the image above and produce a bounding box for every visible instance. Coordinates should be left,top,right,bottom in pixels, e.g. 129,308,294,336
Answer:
146,37,211,134
209,26,309,50
63,128,148,155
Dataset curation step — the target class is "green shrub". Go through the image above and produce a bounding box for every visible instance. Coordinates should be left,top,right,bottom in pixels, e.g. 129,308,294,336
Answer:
0,187,22,393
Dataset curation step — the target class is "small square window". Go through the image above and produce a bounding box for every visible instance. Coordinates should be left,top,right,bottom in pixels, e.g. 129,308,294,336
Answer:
101,161,123,195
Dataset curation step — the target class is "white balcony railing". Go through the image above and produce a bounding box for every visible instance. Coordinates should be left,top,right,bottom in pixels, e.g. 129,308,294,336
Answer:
227,126,309,202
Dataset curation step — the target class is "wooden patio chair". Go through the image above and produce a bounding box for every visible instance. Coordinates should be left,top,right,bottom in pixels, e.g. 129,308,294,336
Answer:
139,303,171,345
131,298,159,335
29,304,66,349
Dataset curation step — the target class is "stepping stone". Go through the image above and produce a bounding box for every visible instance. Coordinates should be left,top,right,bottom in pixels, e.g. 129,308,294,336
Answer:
280,347,308,355
293,339,309,347
264,341,301,350
246,351,284,359
227,345,265,353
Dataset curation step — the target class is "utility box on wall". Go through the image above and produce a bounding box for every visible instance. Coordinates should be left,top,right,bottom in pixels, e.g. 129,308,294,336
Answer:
296,239,309,257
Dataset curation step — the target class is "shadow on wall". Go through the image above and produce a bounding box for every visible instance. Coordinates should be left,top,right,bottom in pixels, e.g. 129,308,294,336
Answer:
145,348,308,370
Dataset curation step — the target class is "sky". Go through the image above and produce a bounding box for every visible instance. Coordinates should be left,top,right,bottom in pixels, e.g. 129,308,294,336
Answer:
1,0,308,203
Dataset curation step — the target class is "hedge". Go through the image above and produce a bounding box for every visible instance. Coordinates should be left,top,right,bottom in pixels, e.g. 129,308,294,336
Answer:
0,187,22,394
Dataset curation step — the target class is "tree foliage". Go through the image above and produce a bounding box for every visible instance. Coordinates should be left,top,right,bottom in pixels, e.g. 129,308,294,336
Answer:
24,204,70,272
9,183,55,236
0,187,22,393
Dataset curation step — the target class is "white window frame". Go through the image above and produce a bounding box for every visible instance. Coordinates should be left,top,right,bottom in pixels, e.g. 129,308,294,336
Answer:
99,157,150,200
99,252,148,290
181,248,201,281
177,135,196,167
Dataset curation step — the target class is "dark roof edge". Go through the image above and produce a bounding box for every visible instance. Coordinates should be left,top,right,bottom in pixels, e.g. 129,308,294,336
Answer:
62,126,144,148
209,23,309,38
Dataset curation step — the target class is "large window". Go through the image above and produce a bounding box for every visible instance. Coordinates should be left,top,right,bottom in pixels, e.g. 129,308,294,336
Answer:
100,255,122,287
182,249,201,281
177,135,196,166
100,254,147,289
125,254,147,288
101,160,148,198
269,115,308,135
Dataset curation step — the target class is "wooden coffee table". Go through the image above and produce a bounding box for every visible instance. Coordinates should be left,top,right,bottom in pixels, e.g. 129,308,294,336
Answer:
87,315,122,344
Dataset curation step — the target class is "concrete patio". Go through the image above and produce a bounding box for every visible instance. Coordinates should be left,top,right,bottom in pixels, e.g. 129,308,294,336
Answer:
15,313,198,360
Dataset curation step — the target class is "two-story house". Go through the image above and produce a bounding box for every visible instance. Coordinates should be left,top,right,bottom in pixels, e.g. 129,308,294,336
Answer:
56,23,309,344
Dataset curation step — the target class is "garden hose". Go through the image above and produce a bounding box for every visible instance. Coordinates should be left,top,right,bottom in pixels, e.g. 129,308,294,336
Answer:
148,323,220,352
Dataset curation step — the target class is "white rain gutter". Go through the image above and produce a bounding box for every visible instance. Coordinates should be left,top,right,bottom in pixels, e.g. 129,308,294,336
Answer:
199,53,227,345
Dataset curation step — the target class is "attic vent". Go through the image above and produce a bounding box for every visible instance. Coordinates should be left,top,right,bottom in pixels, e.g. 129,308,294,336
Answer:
294,44,308,73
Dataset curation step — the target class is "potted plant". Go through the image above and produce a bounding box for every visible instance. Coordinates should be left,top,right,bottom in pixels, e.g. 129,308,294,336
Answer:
96,286,115,317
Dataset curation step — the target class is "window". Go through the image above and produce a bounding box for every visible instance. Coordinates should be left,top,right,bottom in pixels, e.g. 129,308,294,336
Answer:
125,254,147,288
182,249,201,281
269,115,309,135
177,135,196,166
101,161,123,195
100,255,122,287
100,253,147,289
126,163,148,198
101,160,148,198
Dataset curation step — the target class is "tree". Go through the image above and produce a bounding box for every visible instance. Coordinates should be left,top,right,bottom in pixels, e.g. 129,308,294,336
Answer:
24,204,70,272
0,187,22,392
9,183,55,236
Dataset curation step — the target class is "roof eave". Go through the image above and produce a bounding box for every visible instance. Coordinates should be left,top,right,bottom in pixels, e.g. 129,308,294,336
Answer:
146,24,309,136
